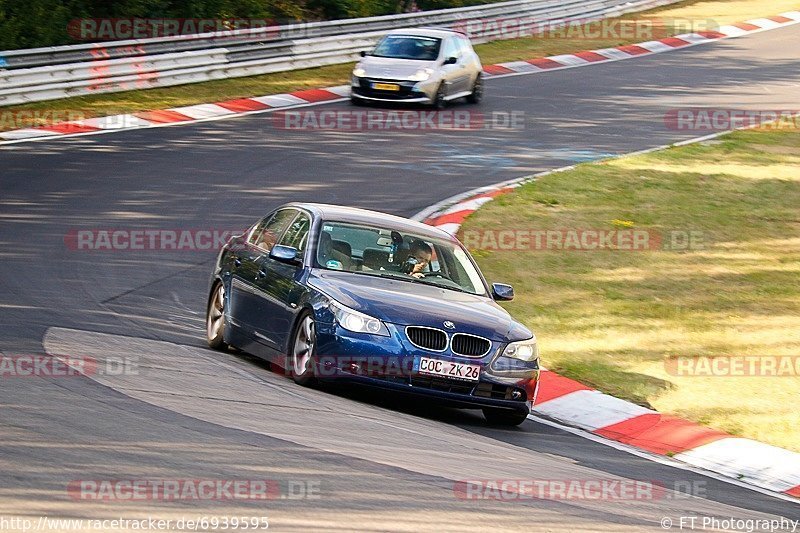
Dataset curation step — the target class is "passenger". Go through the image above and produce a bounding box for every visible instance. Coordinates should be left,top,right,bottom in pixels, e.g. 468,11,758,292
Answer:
318,232,351,270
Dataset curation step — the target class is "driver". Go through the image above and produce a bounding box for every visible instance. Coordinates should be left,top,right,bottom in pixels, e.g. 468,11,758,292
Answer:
405,239,432,279
398,39,418,58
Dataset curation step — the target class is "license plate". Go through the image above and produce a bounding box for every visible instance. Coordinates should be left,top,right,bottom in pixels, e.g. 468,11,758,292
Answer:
372,82,400,91
417,356,480,382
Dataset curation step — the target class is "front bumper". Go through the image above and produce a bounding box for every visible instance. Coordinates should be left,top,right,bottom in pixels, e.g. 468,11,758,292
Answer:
350,76,437,103
332,372,533,414
314,321,539,414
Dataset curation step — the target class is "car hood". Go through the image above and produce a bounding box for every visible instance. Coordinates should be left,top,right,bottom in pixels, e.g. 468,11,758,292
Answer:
308,270,532,342
359,56,435,80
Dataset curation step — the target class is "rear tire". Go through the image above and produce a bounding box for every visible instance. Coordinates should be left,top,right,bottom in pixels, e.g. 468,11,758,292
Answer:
467,74,483,104
290,312,317,386
432,83,447,110
206,282,228,351
482,407,528,426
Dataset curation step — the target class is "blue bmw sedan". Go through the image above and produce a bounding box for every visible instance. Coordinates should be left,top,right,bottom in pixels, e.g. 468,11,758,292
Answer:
206,203,540,425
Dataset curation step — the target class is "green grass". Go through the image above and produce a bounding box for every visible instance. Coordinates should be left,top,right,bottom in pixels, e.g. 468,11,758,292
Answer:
3,0,798,130
461,129,800,451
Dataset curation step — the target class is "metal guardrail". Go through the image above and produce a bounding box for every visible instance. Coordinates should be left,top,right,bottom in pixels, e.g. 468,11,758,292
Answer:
0,0,679,106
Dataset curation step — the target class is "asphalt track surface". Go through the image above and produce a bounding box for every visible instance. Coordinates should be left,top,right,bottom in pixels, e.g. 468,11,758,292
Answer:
1,24,799,531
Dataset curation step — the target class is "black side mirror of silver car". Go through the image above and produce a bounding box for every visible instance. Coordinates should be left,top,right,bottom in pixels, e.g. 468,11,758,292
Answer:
444,56,457,65
492,283,514,301
360,51,367,57
270,245,301,266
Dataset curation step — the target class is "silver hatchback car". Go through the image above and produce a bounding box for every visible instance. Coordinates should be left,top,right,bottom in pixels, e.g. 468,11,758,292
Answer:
350,28,483,108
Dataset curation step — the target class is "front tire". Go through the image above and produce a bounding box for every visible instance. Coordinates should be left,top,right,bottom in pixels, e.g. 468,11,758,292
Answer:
351,95,366,106
206,282,228,350
290,312,317,386
482,407,528,426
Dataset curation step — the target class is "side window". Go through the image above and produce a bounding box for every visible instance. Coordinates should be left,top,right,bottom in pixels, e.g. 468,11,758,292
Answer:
279,212,311,253
443,38,459,60
248,209,297,252
457,35,472,56
247,218,270,246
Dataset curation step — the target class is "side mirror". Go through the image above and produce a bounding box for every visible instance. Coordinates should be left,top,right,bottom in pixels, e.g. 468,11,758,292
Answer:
492,283,514,301
443,56,457,65
270,244,301,265
360,50,367,57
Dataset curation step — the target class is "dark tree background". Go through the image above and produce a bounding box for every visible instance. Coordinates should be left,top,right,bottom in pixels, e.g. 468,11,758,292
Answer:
0,0,492,49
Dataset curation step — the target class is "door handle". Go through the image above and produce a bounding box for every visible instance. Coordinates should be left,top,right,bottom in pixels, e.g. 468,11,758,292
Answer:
234,257,242,267
256,267,267,279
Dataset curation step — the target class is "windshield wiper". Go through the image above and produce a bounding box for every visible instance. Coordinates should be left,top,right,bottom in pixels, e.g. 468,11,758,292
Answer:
369,54,418,60
349,270,430,285
360,271,421,283
353,270,480,295
419,281,476,295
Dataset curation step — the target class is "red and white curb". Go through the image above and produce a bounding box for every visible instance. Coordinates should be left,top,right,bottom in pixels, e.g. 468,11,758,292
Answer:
1,12,799,145
481,11,800,78
0,86,351,143
413,157,800,503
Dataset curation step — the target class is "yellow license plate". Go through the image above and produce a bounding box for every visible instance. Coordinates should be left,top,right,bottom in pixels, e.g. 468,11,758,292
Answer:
372,83,400,91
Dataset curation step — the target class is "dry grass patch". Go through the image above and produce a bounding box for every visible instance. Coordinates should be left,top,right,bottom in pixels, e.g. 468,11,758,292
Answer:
462,129,800,451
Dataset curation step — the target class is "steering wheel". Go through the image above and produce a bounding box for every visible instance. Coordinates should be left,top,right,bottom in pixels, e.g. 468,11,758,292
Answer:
424,270,453,281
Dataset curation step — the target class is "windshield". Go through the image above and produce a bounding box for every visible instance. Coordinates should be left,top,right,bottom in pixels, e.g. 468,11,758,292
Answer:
371,35,441,61
315,221,487,296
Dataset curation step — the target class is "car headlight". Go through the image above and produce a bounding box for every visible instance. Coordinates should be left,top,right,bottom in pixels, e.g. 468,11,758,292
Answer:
408,68,434,82
503,337,539,362
352,65,366,77
330,301,389,336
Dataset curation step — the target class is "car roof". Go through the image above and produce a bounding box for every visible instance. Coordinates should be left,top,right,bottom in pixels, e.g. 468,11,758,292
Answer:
384,27,462,39
284,202,454,241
